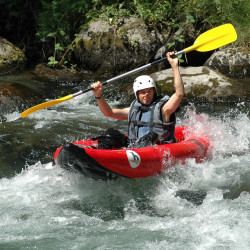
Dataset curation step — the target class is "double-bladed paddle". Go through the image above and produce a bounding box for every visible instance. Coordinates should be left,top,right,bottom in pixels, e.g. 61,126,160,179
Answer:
21,23,237,118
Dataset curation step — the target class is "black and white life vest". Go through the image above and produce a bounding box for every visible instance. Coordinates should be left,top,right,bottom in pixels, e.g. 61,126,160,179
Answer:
128,95,176,144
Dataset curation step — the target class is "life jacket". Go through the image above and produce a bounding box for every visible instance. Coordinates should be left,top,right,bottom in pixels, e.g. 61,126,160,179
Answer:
128,95,176,144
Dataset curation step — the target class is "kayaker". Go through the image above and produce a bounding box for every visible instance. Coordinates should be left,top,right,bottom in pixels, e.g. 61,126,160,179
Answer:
91,51,184,149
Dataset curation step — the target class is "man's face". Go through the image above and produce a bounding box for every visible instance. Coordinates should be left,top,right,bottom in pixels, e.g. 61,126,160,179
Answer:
137,87,155,105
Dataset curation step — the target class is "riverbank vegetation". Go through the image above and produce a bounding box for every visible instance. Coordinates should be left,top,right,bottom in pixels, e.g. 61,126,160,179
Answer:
1,0,249,67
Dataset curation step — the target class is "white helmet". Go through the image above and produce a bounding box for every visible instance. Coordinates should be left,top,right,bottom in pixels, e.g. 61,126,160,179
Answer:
133,75,158,97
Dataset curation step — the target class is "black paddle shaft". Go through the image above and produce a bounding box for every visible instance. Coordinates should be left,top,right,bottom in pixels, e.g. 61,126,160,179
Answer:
72,51,184,98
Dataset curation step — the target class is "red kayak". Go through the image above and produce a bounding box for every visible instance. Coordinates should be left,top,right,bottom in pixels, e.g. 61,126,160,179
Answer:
54,126,210,180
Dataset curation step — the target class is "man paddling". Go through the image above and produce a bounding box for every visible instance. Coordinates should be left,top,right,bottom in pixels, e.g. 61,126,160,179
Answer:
91,51,184,148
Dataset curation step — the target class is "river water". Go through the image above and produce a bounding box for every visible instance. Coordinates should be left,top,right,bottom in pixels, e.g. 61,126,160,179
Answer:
0,72,249,249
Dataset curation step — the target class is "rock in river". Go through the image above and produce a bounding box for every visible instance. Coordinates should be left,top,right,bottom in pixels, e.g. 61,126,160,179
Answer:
205,47,250,78
0,37,26,75
151,66,248,100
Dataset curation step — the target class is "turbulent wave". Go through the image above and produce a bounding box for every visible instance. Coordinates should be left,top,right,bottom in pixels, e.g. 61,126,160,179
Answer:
1,99,249,248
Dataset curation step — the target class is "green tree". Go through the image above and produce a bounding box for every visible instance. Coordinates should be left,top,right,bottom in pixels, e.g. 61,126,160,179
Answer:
1,0,249,67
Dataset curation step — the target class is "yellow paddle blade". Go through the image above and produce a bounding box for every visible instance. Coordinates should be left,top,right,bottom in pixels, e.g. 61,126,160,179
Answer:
21,94,73,118
184,23,237,53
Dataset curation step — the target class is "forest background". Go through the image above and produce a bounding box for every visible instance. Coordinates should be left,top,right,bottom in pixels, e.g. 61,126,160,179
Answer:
0,0,249,69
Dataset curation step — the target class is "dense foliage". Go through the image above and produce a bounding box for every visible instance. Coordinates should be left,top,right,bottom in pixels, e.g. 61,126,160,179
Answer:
38,0,250,44
1,0,249,66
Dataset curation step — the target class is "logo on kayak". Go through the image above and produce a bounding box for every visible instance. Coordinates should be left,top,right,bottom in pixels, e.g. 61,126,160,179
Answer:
126,150,141,168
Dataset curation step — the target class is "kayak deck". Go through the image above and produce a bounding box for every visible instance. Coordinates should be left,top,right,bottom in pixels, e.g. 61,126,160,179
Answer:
54,127,210,179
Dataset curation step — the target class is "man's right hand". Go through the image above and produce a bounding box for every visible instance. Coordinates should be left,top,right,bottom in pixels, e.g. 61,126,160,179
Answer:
91,81,103,98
